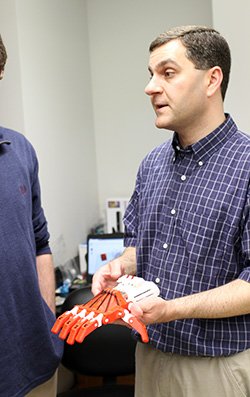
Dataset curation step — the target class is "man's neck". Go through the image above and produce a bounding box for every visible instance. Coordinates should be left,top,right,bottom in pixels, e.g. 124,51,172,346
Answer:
177,110,226,149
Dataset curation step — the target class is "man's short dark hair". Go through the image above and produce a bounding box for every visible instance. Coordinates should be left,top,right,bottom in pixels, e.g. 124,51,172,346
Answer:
149,26,231,100
0,35,7,80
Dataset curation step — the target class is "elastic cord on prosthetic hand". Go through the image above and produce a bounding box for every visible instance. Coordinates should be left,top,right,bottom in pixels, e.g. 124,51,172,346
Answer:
51,275,160,345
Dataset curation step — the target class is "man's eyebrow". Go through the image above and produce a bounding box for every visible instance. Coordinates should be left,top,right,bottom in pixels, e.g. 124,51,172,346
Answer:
148,58,180,74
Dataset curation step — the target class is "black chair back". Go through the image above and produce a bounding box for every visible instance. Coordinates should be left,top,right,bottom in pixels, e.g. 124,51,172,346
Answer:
58,286,136,396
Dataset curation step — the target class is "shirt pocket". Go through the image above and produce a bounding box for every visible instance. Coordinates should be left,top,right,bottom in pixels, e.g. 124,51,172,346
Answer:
175,208,233,290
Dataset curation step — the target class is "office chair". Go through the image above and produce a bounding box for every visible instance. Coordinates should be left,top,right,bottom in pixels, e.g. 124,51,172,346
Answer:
57,285,136,397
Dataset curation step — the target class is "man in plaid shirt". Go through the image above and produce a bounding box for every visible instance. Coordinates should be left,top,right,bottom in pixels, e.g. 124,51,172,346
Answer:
92,26,250,396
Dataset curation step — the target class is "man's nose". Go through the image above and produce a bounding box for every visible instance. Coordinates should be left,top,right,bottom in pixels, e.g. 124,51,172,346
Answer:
145,76,163,96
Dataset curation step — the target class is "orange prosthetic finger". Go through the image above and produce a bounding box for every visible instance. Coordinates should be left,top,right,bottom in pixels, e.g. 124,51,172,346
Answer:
51,312,72,334
75,313,103,343
102,307,125,324
60,307,90,340
66,317,88,345
122,309,149,343
59,315,81,340
73,311,96,343
51,306,80,334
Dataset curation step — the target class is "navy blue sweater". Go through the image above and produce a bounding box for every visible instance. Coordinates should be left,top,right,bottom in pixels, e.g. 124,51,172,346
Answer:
0,126,63,396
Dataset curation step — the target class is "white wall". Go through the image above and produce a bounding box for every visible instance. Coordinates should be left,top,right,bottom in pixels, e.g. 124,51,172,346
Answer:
0,0,99,264
87,0,213,218
212,0,250,133
0,0,25,132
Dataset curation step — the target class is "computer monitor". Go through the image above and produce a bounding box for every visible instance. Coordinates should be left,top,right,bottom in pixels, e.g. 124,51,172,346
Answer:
87,233,125,284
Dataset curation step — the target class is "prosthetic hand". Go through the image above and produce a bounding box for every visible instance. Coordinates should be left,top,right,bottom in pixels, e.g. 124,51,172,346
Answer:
51,275,160,345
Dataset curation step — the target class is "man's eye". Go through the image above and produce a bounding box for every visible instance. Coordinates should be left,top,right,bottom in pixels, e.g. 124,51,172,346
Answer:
165,71,174,78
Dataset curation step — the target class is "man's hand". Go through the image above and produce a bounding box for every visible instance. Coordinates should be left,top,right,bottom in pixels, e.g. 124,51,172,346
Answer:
91,246,137,296
130,296,170,325
91,258,124,296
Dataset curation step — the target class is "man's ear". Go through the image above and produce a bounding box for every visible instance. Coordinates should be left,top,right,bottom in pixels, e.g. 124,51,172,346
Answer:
206,66,223,98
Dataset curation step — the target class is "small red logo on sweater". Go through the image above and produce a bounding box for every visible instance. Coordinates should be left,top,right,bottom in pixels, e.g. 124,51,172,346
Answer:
20,185,26,195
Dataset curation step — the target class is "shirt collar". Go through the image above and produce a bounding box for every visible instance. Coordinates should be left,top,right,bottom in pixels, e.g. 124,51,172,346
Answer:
172,114,237,162
0,139,11,145
0,129,11,145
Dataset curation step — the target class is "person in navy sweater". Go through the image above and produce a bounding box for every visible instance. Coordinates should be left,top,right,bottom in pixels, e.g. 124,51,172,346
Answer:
0,34,63,397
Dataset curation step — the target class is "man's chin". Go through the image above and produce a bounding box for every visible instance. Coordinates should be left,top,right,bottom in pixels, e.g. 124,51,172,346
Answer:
155,119,173,131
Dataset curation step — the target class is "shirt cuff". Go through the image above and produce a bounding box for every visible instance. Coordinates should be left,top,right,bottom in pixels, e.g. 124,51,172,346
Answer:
124,236,137,247
238,269,250,283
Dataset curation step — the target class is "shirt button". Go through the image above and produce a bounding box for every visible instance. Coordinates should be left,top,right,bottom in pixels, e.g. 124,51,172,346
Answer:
155,277,160,284
198,161,203,166
181,175,186,181
171,209,176,215
163,243,168,249
176,145,180,151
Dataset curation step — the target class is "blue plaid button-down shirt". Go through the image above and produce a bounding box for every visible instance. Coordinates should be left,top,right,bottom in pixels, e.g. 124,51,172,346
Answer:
124,114,250,356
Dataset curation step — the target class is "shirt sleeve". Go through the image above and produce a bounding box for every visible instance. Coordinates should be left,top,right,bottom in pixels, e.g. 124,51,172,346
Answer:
123,167,141,248
31,151,51,256
239,189,250,282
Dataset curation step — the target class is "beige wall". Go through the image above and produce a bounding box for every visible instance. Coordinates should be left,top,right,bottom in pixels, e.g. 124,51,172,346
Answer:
212,0,250,133
87,0,213,219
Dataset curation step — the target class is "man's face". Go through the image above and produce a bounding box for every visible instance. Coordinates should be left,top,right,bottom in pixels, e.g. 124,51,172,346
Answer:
145,39,209,134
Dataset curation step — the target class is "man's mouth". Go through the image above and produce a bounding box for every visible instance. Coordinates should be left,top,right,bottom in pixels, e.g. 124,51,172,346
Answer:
155,103,168,112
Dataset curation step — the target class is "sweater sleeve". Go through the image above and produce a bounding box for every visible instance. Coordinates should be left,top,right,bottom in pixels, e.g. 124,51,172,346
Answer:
31,150,51,256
